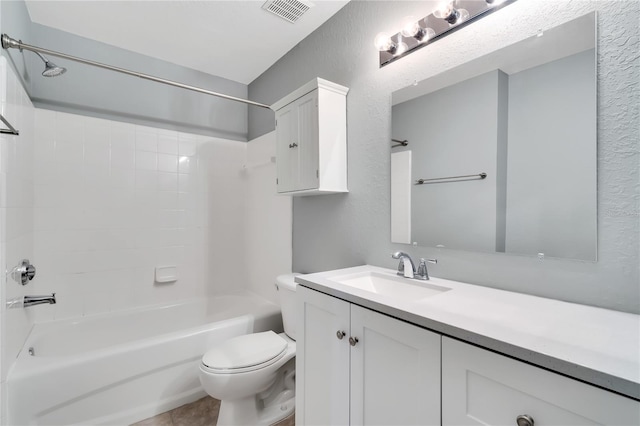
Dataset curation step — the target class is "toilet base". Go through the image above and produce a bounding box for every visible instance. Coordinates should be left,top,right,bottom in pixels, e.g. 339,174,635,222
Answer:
217,390,295,426
215,358,295,426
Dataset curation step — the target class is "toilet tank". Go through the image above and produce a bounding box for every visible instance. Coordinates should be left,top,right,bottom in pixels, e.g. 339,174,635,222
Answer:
276,273,300,340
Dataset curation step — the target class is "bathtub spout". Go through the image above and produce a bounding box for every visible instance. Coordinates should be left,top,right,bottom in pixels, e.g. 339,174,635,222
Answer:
23,293,56,307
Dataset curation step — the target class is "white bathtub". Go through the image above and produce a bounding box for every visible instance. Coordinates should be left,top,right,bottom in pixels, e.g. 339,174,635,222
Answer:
7,292,282,425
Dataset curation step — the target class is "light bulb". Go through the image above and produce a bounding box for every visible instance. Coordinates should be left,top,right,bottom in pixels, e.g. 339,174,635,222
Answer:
374,32,395,52
400,16,421,38
433,2,455,21
433,1,468,25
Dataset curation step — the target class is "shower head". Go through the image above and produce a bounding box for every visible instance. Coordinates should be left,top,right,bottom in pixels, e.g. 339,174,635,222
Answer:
35,51,66,77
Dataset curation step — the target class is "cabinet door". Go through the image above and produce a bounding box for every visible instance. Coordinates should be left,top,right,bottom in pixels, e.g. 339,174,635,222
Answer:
297,286,350,426
294,90,319,192
275,101,297,193
442,337,640,426
275,91,319,193
350,305,441,426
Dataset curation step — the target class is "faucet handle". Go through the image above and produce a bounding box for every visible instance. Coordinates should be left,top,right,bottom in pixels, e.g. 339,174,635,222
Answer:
416,258,437,280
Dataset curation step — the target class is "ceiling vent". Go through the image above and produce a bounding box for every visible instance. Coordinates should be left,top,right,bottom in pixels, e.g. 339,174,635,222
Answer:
262,0,314,23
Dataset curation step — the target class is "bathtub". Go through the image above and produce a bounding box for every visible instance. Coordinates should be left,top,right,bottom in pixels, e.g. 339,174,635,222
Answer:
7,292,282,425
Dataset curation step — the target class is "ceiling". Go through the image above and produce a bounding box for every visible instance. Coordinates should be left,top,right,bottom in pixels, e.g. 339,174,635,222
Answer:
24,0,349,85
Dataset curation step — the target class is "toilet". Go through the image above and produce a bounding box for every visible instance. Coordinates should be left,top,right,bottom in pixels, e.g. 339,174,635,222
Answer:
199,274,299,425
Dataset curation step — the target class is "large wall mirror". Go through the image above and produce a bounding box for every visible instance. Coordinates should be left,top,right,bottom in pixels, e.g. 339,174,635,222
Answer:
391,12,597,261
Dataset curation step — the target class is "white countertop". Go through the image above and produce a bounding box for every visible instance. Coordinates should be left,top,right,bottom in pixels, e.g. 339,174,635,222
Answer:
296,265,640,400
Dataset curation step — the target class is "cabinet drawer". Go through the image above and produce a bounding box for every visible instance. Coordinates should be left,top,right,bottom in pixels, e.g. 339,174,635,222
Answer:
442,337,639,426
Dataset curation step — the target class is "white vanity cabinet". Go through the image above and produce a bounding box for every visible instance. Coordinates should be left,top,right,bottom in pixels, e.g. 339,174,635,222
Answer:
442,337,640,426
296,286,441,425
272,78,348,195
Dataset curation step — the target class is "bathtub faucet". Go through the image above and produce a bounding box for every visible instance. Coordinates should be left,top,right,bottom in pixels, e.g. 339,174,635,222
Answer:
23,293,56,307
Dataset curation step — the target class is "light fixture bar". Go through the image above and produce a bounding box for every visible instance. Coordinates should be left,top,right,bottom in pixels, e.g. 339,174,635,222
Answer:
378,0,518,68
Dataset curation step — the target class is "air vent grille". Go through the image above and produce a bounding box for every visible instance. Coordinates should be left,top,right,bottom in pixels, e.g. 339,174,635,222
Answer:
262,0,313,23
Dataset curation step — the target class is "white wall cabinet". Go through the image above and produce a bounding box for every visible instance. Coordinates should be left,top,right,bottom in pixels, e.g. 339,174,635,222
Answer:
442,337,640,426
272,78,348,196
296,286,441,425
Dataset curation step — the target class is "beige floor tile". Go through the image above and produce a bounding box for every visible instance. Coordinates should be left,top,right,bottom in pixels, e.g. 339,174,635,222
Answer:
132,396,295,425
170,396,220,426
130,412,174,426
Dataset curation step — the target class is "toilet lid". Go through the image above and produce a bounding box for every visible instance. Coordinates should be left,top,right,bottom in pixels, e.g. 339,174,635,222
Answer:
202,331,288,372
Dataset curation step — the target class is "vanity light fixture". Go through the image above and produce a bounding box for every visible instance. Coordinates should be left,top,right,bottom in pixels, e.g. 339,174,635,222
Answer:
376,0,517,67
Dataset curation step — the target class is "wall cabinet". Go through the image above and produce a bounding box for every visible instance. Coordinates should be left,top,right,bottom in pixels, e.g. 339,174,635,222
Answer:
442,337,640,426
272,78,348,196
296,286,441,425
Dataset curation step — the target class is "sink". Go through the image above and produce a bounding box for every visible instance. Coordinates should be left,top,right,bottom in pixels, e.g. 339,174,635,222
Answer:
329,271,450,301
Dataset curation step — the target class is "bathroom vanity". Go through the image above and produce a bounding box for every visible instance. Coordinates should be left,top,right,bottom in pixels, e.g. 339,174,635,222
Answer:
295,265,640,425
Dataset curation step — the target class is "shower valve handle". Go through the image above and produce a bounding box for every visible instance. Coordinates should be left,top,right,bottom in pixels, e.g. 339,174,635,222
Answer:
12,259,36,285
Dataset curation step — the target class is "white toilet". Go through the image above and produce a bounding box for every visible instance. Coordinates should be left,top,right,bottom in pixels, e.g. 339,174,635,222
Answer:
199,274,299,425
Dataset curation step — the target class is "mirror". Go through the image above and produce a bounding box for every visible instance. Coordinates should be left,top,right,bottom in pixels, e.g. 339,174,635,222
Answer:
391,12,597,261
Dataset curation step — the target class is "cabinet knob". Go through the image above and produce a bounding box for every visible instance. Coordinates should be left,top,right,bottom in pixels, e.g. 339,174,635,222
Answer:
289,142,298,148
336,330,345,340
349,336,359,346
516,414,534,426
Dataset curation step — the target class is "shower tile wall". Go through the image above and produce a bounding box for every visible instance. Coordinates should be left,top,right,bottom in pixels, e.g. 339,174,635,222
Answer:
32,109,247,322
0,57,36,422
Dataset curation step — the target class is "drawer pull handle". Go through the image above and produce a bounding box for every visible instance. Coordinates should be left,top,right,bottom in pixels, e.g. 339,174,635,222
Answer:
349,336,359,346
336,330,345,340
516,414,534,426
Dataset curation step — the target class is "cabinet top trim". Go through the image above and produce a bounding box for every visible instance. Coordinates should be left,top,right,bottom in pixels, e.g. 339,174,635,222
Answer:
271,77,349,111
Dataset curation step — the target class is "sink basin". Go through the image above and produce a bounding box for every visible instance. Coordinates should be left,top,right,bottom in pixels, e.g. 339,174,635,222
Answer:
329,271,450,301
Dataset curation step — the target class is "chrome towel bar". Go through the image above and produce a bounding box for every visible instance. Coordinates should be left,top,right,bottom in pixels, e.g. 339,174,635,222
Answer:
415,172,487,185
0,113,19,135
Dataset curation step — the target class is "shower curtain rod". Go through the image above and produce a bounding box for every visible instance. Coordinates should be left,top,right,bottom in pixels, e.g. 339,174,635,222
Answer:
1,34,272,110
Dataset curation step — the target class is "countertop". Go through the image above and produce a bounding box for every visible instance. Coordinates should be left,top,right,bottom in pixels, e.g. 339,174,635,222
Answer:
295,265,640,401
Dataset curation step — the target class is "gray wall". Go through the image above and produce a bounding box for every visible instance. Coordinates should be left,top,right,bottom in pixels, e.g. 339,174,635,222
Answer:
249,1,640,314
1,10,249,140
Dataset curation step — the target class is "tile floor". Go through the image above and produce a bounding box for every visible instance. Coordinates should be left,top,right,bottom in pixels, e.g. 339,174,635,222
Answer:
131,396,295,426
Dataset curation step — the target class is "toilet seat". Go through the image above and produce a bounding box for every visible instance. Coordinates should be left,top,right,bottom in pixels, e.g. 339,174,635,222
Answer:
202,331,288,374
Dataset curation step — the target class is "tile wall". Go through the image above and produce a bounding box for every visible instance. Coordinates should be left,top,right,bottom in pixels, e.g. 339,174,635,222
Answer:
31,110,248,321
0,57,36,422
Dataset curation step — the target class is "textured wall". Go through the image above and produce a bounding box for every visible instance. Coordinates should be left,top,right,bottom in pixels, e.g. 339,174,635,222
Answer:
249,1,640,313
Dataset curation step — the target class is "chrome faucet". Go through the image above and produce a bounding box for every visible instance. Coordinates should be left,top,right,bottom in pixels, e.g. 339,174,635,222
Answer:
392,252,416,278
23,293,56,307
